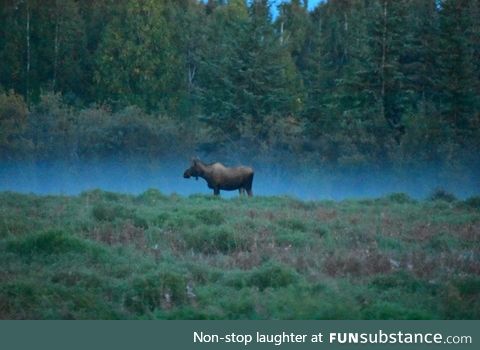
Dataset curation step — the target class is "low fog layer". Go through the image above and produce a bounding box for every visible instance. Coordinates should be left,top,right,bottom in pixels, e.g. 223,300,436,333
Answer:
0,159,478,200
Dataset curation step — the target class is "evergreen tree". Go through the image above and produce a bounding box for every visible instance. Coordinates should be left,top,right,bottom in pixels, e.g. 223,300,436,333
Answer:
49,0,87,100
163,0,207,118
199,0,304,155
276,0,311,72
94,0,178,112
0,0,33,101
437,0,479,148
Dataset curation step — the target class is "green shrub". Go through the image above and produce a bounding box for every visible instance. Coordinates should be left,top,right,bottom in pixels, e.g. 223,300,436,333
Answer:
248,261,299,290
385,193,416,204
427,232,458,251
154,213,170,226
131,215,149,229
92,204,132,222
0,92,28,157
80,189,128,202
441,281,480,319
192,209,225,226
376,234,404,252
257,283,362,319
274,228,312,247
7,231,88,257
125,270,187,314
0,218,31,238
136,189,168,205
101,191,123,202
188,194,221,201
50,270,104,290
223,261,300,291
0,281,39,319
370,272,429,293
464,196,480,209
428,188,457,202
313,224,329,237
222,271,250,289
454,277,480,296
183,226,242,254
154,306,222,320
277,218,307,232
90,203,147,228
186,263,223,284
362,301,435,319
220,289,257,319
163,209,197,229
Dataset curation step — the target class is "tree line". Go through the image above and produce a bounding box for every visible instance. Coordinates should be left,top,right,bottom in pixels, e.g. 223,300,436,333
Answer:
0,0,479,175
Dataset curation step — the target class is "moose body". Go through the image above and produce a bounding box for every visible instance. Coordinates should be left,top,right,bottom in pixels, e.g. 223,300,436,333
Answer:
183,158,254,196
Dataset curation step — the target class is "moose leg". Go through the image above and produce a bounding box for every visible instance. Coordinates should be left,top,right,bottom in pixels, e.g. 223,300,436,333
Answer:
213,187,220,196
245,173,254,197
239,188,245,196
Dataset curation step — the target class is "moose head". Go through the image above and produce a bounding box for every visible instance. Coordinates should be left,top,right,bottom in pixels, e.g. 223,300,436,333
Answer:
183,157,202,180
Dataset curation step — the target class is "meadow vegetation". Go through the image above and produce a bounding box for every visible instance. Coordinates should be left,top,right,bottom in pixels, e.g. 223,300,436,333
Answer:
0,190,479,319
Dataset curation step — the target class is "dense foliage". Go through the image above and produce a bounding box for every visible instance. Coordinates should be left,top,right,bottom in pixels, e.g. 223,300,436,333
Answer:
0,190,479,319
0,0,479,174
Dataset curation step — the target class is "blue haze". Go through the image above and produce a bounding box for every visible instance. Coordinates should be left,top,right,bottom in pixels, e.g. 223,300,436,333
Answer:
0,160,477,200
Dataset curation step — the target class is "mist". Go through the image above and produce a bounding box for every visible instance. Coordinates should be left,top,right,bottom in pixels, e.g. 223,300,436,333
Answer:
1,158,478,200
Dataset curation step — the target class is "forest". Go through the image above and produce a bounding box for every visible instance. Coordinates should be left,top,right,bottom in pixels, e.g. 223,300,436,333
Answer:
0,0,479,194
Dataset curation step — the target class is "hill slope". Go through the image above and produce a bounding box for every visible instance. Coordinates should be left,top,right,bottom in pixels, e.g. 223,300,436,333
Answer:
0,190,479,319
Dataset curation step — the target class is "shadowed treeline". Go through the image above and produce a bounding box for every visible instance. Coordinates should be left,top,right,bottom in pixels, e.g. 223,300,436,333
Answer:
0,0,479,193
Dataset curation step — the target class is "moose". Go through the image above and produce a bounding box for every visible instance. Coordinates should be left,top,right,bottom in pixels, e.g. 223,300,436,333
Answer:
183,158,254,196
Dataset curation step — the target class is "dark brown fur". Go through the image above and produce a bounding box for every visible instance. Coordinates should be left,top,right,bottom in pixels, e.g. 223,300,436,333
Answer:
183,158,254,196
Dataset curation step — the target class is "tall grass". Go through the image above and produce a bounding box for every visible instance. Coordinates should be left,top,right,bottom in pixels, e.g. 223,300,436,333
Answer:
0,190,478,319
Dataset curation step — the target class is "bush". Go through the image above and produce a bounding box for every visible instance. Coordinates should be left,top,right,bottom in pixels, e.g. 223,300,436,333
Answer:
277,218,307,232
192,209,225,226
183,226,242,254
248,261,299,290
427,232,457,251
7,231,89,257
428,188,457,202
441,280,480,319
362,301,435,319
92,204,132,222
125,270,187,314
464,196,480,209
136,189,168,205
76,105,189,160
219,289,257,319
0,281,39,319
313,224,330,237
454,277,480,296
27,92,76,160
153,213,169,226
385,193,416,204
370,272,428,293
0,91,29,158
274,228,312,247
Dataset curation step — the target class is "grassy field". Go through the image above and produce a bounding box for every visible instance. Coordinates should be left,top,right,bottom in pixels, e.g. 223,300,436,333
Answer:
0,190,479,319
